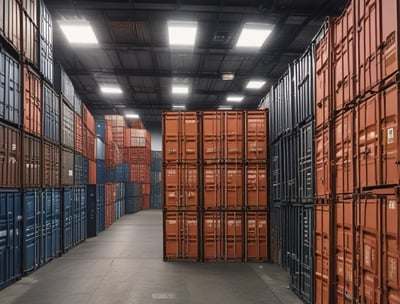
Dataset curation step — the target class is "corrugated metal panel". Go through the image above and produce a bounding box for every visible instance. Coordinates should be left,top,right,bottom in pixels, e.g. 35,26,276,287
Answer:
39,0,53,84
43,141,60,187
0,0,21,52
23,66,42,136
0,122,21,187
23,134,41,187
43,83,59,143
22,10,39,68
61,100,74,148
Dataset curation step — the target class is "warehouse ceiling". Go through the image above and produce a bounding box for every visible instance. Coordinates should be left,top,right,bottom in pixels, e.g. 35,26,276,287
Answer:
45,0,347,129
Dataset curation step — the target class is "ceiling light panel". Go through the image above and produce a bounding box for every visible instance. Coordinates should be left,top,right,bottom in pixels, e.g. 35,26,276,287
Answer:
59,20,98,44
246,80,266,89
172,105,186,110
125,114,139,119
227,95,244,103
218,106,232,110
168,21,198,47
100,85,123,94
172,85,189,95
236,23,272,49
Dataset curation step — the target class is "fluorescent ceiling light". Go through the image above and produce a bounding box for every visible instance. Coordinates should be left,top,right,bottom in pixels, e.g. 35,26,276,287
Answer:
168,21,198,46
59,20,98,44
114,104,126,108
219,106,232,110
227,95,244,103
172,105,186,110
222,73,235,81
172,85,189,95
125,114,139,119
236,23,272,49
246,80,266,89
100,86,123,94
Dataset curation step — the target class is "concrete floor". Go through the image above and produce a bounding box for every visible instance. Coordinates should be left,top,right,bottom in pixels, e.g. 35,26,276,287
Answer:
0,210,302,304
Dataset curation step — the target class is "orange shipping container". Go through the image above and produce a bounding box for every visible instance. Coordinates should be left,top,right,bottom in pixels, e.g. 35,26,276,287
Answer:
88,160,96,184
245,110,268,161
202,111,223,162
316,125,333,198
225,111,244,162
86,130,95,161
164,211,199,261
105,183,116,228
246,164,267,210
142,183,150,195
43,141,60,187
164,164,198,210
142,195,150,209
245,212,267,262
23,66,42,136
74,113,83,154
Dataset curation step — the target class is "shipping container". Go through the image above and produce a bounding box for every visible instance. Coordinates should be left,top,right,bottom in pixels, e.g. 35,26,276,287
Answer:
164,211,199,261
202,111,223,162
22,10,39,68
43,83,59,143
86,185,97,238
23,134,41,187
0,0,21,52
245,212,268,262
23,66,41,136
96,184,105,233
74,113,83,154
74,94,82,116
74,154,88,185
0,48,21,125
298,122,314,203
246,163,267,210
126,197,142,214
105,183,116,228
142,195,150,209
22,0,38,25
96,160,106,184
151,150,162,171
73,186,87,246
164,163,198,210
61,99,74,148
0,122,21,187
0,190,22,288
43,141,60,187
88,160,96,184
96,138,105,160
129,163,150,183
61,148,73,186
54,65,74,107
39,0,53,84
125,128,150,147
124,147,150,164
245,111,268,162
125,183,142,198
62,187,74,251
315,126,333,198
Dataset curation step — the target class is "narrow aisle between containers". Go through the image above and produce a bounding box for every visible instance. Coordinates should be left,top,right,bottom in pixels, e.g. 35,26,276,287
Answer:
0,210,301,304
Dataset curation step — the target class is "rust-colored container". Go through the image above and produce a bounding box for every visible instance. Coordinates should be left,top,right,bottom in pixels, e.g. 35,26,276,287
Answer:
315,27,330,128
163,112,199,163
335,110,355,194
105,183,116,228
203,211,243,261
23,66,42,137
81,125,88,157
110,126,125,148
224,164,244,210
142,183,150,195
129,163,150,183
203,164,222,209
61,148,74,186
246,164,267,210
202,111,223,162
86,130,95,161
0,0,21,52
331,1,356,111
164,211,199,261
22,10,39,67
316,126,333,198
129,119,144,129
245,110,268,161
335,198,356,303
125,128,149,147
164,163,198,210
105,120,113,144
124,147,150,164
23,133,41,187
245,212,267,261
315,203,333,304
74,113,83,154
105,115,126,127
88,160,96,184
142,195,150,209
43,141,60,187
85,108,96,135
0,122,21,187
225,111,244,162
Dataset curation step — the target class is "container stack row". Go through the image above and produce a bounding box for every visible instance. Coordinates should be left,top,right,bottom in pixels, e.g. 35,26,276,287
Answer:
163,110,268,262
260,35,316,303
314,1,400,303
151,151,162,208
0,0,99,290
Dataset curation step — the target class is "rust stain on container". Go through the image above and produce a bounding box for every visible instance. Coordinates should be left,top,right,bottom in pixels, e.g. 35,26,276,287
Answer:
23,133,41,187
23,66,42,136
43,141,60,187
164,211,199,261
0,122,20,187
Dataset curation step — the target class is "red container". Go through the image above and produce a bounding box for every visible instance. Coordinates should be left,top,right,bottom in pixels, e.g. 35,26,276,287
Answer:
246,164,267,210
142,194,150,209
203,164,222,209
202,111,223,162
105,115,126,127
331,1,356,111
315,203,333,304
129,119,144,129
164,163,198,210
22,10,39,67
23,133,41,187
224,164,244,210
335,110,355,194
316,125,333,198
0,0,21,52
142,183,150,195
0,122,21,187
316,27,331,128
203,211,243,261
23,66,42,137
164,211,199,261
88,160,96,184
245,212,267,261
111,126,125,148
129,163,150,183
61,148,74,186
43,141,60,187
105,183,116,228
125,128,149,147
245,110,268,161
225,111,244,162
74,113,83,154
82,125,87,157
124,147,150,164
105,120,113,144
85,109,96,135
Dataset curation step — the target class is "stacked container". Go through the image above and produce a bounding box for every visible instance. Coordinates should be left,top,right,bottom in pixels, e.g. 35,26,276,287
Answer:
95,120,106,233
163,110,268,262
151,151,162,208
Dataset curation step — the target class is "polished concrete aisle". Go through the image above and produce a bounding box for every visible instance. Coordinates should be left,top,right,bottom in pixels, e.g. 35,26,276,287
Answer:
0,210,302,304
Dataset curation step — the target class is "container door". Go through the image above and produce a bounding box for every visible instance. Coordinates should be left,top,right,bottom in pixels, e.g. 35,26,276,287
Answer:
87,185,97,238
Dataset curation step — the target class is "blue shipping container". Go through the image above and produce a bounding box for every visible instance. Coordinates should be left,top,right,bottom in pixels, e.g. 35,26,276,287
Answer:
0,49,21,125
74,187,87,246
40,0,54,84
125,197,142,214
96,160,106,184
43,83,59,142
96,184,105,234
115,163,129,183
75,154,89,185
151,151,162,172
125,183,142,198
96,120,105,141
62,187,74,251
0,190,22,288
106,168,115,183
116,183,125,201
96,138,105,160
